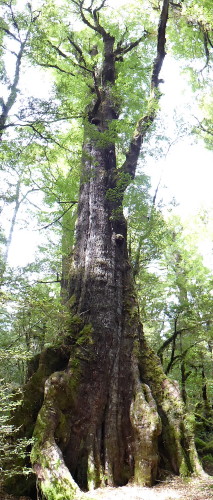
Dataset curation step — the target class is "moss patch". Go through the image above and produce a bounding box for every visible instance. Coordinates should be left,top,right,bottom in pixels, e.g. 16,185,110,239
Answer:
41,477,80,500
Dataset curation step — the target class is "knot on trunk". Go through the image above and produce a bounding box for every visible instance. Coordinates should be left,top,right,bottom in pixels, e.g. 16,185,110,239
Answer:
115,233,124,245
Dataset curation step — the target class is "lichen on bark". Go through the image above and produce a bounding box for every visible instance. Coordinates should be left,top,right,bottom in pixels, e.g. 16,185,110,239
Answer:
31,370,81,500
130,358,162,486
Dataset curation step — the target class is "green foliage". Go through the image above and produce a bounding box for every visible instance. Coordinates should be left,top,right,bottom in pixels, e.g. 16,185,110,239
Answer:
106,172,132,202
202,454,213,464
195,437,207,450
194,90,213,150
132,212,213,411
76,324,94,346
0,381,33,482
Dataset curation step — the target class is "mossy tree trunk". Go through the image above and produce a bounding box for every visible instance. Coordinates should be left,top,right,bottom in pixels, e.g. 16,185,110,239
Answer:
6,2,204,499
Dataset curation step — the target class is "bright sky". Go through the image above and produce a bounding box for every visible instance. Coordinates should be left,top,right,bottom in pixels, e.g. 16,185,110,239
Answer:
143,55,213,217
151,141,213,215
141,56,213,269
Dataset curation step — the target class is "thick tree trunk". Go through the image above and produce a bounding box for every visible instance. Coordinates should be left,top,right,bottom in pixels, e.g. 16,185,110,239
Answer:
4,3,204,498
7,136,203,499
42,130,140,490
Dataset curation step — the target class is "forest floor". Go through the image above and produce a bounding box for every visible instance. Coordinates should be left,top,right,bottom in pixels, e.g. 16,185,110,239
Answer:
1,474,213,500
85,475,213,500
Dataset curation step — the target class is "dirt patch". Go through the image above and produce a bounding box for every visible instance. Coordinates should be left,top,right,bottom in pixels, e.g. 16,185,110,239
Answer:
85,475,213,500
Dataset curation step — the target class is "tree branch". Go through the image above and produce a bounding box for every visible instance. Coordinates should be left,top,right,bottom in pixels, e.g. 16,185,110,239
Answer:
67,36,87,66
169,1,183,10
165,339,205,374
49,42,71,59
25,124,75,153
93,0,107,14
72,0,100,33
193,116,213,137
151,0,169,91
72,0,107,37
42,41,94,75
0,39,26,138
114,33,148,58
121,0,169,180
9,2,21,38
37,203,78,231
37,61,75,76
0,2,39,138
0,26,20,42
198,23,210,72
157,325,190,358
36,280,61,284
207,32,213,49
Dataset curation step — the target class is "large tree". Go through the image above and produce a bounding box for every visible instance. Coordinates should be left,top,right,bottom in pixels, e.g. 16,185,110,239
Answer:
4,0,211,498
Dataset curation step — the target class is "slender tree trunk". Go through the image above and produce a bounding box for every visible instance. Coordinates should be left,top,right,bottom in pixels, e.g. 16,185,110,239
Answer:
3,179,21,266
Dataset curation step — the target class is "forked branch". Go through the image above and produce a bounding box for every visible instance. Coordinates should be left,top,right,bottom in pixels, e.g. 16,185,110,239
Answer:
72,0,108,36
114,32,149,59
